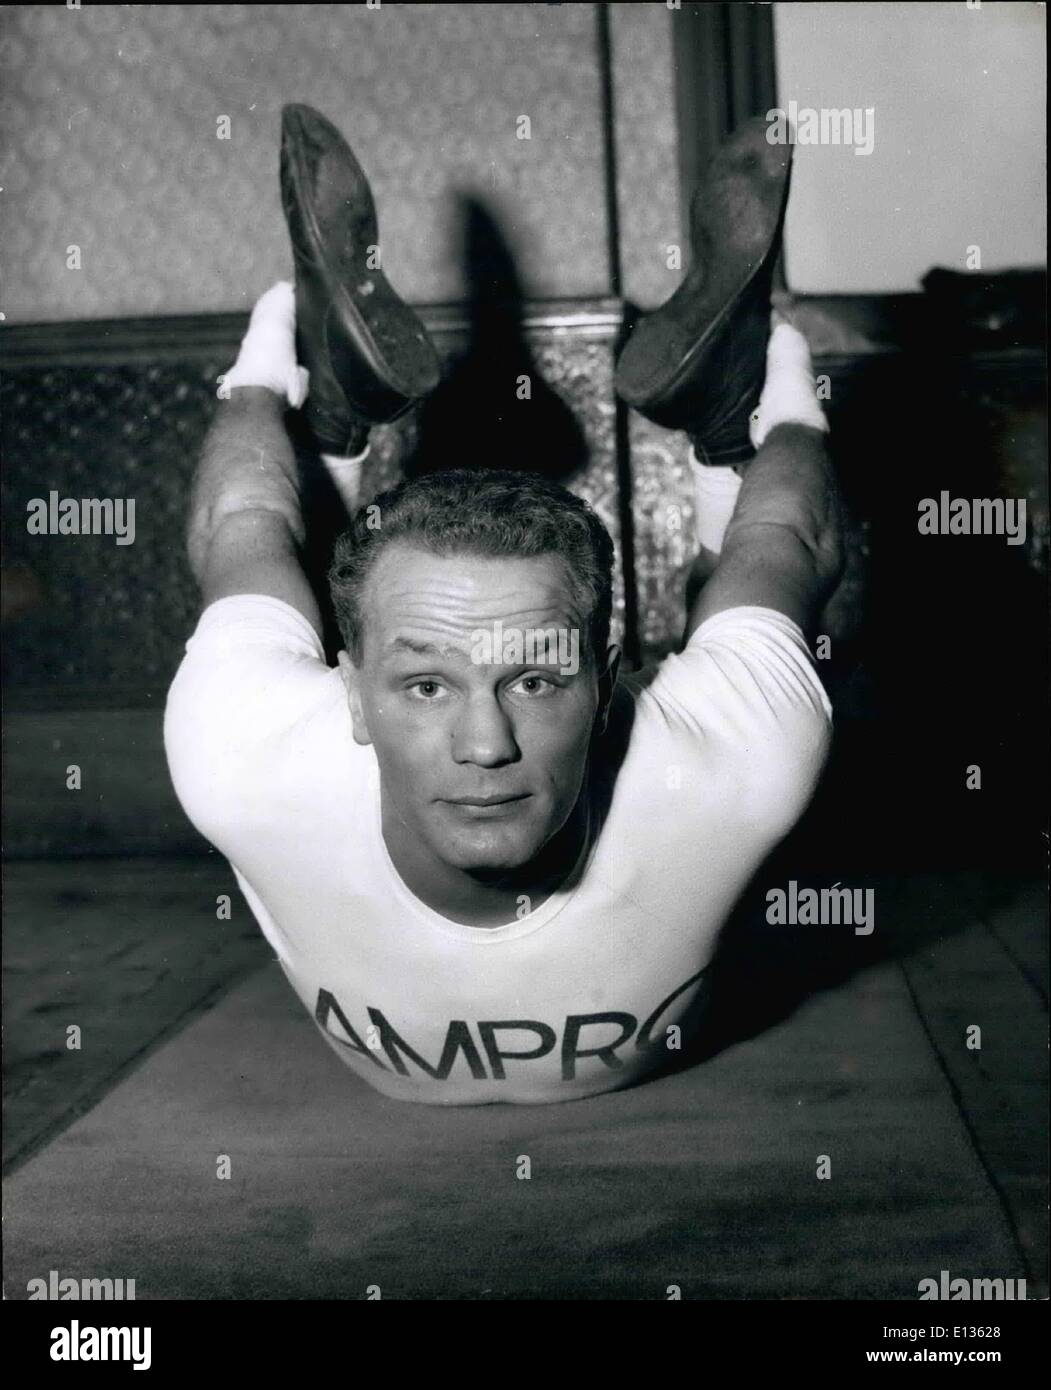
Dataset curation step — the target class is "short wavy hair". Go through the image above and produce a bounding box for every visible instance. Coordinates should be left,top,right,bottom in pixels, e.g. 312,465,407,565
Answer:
328,469,614,668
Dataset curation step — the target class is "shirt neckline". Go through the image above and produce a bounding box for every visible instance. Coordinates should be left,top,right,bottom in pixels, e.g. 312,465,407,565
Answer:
368,760,595,944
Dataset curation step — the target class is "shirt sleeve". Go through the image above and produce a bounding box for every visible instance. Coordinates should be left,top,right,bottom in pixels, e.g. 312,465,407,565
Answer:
163,595,341,850
629,605,833,832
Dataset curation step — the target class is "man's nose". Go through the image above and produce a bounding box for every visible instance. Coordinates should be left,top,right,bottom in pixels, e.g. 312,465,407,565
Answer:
451,692,519,766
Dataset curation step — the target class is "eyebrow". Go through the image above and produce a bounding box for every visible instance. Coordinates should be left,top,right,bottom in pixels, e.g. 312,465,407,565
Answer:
383,636,469,662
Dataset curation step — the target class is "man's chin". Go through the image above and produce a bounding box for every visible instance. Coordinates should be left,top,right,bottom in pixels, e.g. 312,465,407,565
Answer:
428,815,545,875
439,833,540,876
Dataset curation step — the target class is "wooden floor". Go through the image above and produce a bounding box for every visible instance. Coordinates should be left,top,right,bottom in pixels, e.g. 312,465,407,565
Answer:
2,857,1046,1300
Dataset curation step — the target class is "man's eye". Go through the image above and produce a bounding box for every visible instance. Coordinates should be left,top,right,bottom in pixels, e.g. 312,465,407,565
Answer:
511,674,557,696
408,680,444,699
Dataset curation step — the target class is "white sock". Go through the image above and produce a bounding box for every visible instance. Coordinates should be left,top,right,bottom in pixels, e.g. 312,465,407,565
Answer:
321,447,371,514
221,281,310,408
748,318,829,450
688,448,743,554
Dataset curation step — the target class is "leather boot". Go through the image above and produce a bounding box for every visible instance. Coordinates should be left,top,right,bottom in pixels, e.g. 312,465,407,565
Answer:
280,103,441,455
614,116,792,465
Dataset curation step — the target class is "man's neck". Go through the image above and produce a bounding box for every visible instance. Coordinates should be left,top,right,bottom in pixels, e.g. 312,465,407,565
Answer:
382,785,590,929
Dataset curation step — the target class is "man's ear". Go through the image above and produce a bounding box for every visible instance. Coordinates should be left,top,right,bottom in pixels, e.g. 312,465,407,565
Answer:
596,643,622,735
337,650,372,746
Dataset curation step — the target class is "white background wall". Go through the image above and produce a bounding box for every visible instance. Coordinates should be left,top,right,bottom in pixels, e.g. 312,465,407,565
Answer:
774,1,1046,292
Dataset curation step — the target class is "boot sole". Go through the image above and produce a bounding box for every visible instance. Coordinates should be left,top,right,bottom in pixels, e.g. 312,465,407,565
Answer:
615,130,791,414
283,105,441,422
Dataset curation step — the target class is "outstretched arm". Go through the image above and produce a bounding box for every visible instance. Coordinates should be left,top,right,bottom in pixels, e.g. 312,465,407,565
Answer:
684,421,844,642
187,385,322,638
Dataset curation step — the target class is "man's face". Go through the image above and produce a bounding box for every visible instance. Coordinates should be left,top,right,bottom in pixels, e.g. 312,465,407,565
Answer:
340,542,615,875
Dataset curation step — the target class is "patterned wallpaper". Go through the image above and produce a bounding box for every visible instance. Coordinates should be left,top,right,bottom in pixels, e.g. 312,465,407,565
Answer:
1,2,616,321
608,2,682,310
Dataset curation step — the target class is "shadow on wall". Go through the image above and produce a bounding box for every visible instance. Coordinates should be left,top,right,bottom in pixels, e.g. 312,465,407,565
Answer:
407,196,590,481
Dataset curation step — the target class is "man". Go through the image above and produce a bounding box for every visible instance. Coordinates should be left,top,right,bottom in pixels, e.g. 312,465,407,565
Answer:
165,105,843,1105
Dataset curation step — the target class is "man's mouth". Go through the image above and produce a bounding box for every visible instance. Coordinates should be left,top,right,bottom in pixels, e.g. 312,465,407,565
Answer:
440,794,532,818
443,794,530,807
